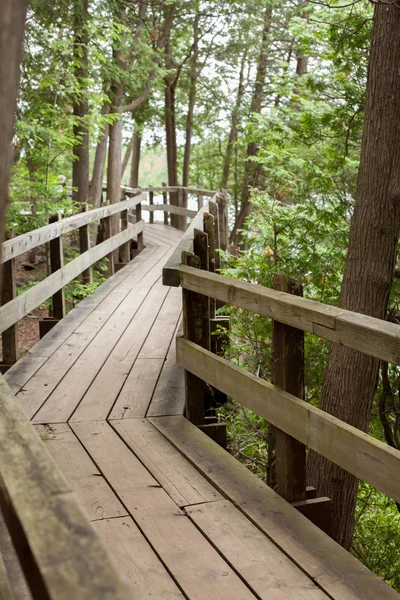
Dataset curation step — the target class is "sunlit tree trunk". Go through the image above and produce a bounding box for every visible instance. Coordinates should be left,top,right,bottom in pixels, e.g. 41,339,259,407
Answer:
308,3,400,549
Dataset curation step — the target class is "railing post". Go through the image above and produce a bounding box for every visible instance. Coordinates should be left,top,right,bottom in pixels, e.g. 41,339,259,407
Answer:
178,188,186,231
119,208,131,266
217,190,229,252
79,204,93,284
1,231,18,369
204,212,216,318
271,273,306,502
149,186,154,224
162,182,168,225
49,214,66,319
101,203,114,278
198,192,204,210
182,240,210,426
136,196,144,251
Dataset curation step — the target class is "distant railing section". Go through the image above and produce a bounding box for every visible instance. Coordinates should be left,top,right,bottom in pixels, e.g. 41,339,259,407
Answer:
162,190,400,537
0,195,144,370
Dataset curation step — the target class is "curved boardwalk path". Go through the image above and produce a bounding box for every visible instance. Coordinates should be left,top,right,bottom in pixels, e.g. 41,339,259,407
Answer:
3,224,397,600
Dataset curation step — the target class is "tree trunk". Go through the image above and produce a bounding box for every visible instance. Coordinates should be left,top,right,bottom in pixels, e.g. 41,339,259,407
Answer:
129,130,141,188
0,0,28,278
72,0,90,207
221,48,247,190
307,3,400,550
89,117,109,208
182,11,200,190
165,74,180,228
121,137,133,179
230,5,273,246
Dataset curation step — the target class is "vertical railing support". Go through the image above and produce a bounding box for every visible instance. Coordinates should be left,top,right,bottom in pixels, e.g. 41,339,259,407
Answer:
149,186,154,224
217,190,229,252
136,195,144,251
79,204,93,284
182,239,210,425
49,214,66,319
271,273,306,502
119,208,131,265
204,213,216,318
162,182,168,225
178,188,186,231
101,203,114,278
1,231,18,368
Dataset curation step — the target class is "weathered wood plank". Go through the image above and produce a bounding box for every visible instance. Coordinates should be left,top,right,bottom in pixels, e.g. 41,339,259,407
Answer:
0,547,13,600
109,358,165,419
146,322,185,417
112,418,222,507
34,424,127,522
71,420,256,600
176,337,400,504
1,196,144,264
91,517,184,599
186,500,327,599
178,267,400,365
5,247,157,395
150,415,398,600
69,283,169,423
0,222,144,335
0,377,130,599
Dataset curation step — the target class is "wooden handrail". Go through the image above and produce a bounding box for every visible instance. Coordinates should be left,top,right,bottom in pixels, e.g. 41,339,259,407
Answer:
1,195,144,263
173,265,400,366
176,337,400,504
0,221,143,335
0,377,130,599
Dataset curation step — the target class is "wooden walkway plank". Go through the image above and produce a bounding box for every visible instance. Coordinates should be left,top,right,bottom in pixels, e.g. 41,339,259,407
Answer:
112,418,222,507
34,424,128,522
70,282,169,422
139,287,182,359
186,500,327,600
109,357,165,419
150,416,399,600
71,420,257,600
92,517,185,600
146,323,185,418
31,286,151,424
7,245,159,399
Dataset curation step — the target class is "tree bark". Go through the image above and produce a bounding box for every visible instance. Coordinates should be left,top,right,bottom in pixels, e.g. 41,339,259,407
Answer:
121,137,133,179
307,4,400,550
129,130,141,188
230,5,273,246
182,11,200,189
89,107,109,208
221,48,247,190
0,0,29,278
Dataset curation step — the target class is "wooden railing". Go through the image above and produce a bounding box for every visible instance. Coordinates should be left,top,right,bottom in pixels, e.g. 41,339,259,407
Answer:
0,195,144,370
162,193,400,526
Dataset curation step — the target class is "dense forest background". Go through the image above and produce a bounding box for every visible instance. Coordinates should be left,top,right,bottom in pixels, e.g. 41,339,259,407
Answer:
3,0,400,590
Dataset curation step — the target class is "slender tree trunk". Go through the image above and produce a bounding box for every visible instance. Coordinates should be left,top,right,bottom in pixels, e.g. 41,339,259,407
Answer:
89,116,109,208
121,137,133,179
230,5,273,246
129,130,141,188
221,48,247,189
107,45,124,218
182,11,200,189
165,73,180,228
72,0,90,207
0,0,29,277
308,4,400,550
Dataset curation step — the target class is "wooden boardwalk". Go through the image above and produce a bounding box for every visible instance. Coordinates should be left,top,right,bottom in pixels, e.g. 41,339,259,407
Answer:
3,223,397,599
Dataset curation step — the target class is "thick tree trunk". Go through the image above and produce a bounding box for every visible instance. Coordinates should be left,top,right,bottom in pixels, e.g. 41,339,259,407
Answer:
221,49,247,189
165,75,181,229
89,118,109,208
129,130,141,188
0,0,29,277
230,5,272,246
308,4,400,550
72,0,90,207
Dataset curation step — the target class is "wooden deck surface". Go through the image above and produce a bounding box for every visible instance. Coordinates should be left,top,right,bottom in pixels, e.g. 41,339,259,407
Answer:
3,223,398,600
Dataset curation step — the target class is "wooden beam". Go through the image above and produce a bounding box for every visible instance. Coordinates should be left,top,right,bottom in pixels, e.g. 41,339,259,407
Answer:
1,232,18,365
178,267,400,366
49,215,66,320
0,377,130,599
272,273,306,502
78,205,93,284
1,195,144,264
149,187,154,224
176,337,400,504
143,204,196,218
0,222,144,335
